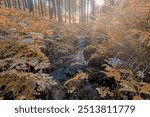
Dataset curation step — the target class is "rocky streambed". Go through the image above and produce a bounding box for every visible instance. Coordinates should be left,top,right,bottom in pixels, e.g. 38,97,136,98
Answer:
0,9,122,100
0,25,119,100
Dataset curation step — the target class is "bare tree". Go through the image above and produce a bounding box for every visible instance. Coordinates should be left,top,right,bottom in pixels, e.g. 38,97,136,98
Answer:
57,0,62,22
17,0,21,9
91,0,96,20
27,0,33,12
0,0,2,8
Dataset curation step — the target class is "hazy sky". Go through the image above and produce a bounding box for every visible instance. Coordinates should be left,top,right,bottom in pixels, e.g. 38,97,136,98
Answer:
95,0,104,6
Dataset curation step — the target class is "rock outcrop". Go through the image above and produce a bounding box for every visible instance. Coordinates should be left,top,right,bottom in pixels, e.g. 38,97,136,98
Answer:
64,73,101,100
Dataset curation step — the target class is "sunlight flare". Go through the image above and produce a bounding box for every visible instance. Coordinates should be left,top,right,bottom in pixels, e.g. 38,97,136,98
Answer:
95,0,104,6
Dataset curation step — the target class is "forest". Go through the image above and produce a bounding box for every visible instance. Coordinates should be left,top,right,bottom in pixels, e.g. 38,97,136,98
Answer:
0,0,150,100
2,0,115,22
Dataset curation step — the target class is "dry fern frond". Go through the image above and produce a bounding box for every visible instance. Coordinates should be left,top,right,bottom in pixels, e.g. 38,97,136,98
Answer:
120,80,135,89
141,85,150,95
119,87,137,93
105,66,121,81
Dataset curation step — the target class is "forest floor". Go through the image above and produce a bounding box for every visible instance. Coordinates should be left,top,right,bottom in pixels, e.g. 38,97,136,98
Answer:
0,6,150,100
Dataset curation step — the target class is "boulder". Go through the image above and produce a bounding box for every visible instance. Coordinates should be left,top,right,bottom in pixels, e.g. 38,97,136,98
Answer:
89,71,116,88
88,54,106,69
84,45,96,60
64,72,101,100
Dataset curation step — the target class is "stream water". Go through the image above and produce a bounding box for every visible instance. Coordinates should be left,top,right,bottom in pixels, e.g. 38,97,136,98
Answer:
51,35,88,81
78,35,88,65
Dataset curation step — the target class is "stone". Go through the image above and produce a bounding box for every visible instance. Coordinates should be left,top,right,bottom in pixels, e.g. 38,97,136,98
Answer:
21,38,34,44
52,70,67,81
64,72,101,100
63,67,74,76
88,54,106,69
70,62,84,71
106,58,122,67
84,45,96,60
89,71,116,88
